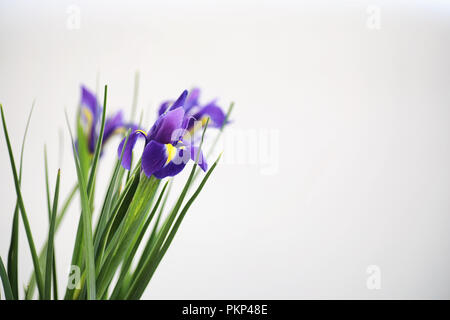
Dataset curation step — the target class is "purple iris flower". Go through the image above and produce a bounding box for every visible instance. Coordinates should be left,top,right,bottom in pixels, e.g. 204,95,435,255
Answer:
80,85,133,153
158,88,228,136
117,92,207,179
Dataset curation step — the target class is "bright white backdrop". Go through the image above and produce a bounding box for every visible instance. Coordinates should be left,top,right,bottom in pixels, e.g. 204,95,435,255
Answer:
1,0,450,299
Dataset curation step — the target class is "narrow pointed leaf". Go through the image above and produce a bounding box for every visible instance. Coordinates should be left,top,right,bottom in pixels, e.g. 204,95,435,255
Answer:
1,105,44,298
7,102,34,299
65,112,97,300
0,257,14,300
44,169,60,299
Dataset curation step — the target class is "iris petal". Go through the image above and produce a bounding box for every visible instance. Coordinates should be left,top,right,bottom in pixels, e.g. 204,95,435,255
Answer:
169,90,188,111
153,160,186,179
151,107,185,144
184,88,201,112
117,130,146,170
189,145,208,172
81,85,100,122
193,100,226,128
103,111,124,142
158,101,171,116
141,140,169,177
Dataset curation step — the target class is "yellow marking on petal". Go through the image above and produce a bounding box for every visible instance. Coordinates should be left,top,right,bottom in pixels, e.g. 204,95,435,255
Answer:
135,129,147,137
113,127,126,135
82,108,93,127
165,143,177,165
201,116,210,126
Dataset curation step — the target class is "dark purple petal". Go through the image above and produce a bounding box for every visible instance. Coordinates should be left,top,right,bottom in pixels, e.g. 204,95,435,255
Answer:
153,160,186,179
193,100,226,128
168,90,188,111
153,147,188,178
117,131,146,170
151,107,185,144
141,140,168,177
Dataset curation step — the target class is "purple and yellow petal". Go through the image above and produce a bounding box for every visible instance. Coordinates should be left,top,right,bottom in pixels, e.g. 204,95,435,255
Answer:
81,85,100,124
192,100,226,128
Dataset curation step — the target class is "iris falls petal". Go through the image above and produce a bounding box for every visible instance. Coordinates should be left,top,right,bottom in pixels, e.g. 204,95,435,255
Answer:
141,140,170,177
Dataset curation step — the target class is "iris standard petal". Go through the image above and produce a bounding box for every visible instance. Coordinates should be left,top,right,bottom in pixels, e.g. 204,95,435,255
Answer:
168,90,188,111
184,88,201,112
193,100,226,128
117,130,146,170
151,107,186,144
141,140,169,177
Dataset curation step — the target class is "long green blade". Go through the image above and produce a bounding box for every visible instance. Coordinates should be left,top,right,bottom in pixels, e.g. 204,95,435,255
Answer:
1,105,44,299
159,154,222,267
44,169,61,299
44,145,52,220
129,154,221,299
0,257,14,300
109,181,168,299
65,112,97,300
7,102,34,299
25,183,77,300
125,120,210,299
87,85,107,198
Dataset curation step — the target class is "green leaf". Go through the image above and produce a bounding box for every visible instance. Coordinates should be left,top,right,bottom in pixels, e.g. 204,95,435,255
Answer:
132,180,172,277
25,183,77,299
0,257,14,300
65,111,97,300
44,169,61,299
87,85,107,198
7,102,34,299
157,154,222,271
127,153,221,299
44,145,52,220
95,174,159,299
96,168,140,270
76,110,90,178
1,104,45,299
93,129,131,259
109,181,169,299
125,119,211,299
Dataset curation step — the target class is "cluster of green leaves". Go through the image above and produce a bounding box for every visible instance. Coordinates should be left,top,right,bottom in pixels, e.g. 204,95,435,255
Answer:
0,86,233,300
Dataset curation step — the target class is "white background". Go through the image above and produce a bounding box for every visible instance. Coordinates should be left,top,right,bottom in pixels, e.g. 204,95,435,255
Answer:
1,0,450,299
